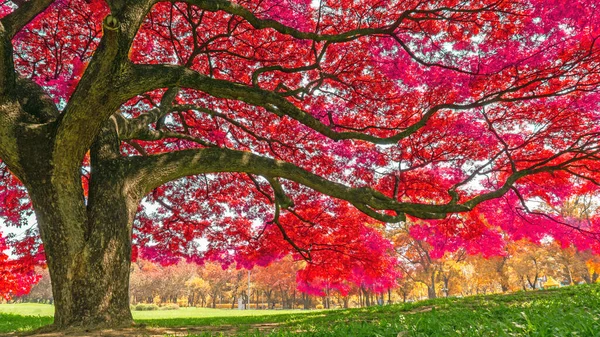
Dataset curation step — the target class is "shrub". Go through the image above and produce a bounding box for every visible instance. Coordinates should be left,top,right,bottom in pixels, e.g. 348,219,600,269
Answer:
160,304,180,310
134,303,159,311
315,304,324,309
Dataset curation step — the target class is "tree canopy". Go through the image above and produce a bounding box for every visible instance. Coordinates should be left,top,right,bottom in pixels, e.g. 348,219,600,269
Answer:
0,0,600,328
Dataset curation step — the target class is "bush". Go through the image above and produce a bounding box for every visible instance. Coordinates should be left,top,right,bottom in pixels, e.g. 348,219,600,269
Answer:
160,304,180,310
315,304,324,309
134,303,159,311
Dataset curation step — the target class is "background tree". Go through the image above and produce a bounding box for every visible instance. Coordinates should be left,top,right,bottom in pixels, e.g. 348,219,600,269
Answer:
461,255,508,295
1,0,600,330
185,275,210,307
393,224,467,299
129,260,159,304
506,240,553,290
19,267,53,303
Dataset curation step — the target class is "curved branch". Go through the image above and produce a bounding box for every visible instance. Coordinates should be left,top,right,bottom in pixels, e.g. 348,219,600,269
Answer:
122,147,567,222
123,63,509,145
187,0,404,42
123,147,406,214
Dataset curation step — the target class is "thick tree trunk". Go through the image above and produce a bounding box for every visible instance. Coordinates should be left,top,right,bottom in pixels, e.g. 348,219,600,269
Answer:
12,119,138,329
27,168,135,328
1,5,150,329
49,249,132,328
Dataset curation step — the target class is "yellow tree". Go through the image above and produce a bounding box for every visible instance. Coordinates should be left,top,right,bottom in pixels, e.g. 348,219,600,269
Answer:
393,227,466,299
185,276,211,307
506,240,555,290
200,263,235,308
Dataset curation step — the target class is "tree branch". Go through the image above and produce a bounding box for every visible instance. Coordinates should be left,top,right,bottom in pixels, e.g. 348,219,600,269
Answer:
186,0,403,42
123,63,504,145
122,147,569,222
1,0,55,38
52,1,155,177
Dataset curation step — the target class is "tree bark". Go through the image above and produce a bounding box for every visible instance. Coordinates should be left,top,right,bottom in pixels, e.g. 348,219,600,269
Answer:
0,3,151,329
21,122,136,328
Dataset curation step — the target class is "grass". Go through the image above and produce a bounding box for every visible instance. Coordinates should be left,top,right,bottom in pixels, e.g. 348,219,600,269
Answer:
0,304,307,319
133,308,311,320
0,305,316,334
0,303,54,317
2,284,600,336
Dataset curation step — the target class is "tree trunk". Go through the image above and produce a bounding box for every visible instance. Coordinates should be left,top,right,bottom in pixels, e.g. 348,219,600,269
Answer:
428,272,437,299
0,8,150,328
443,276,450,297
8,118,137,328
27,189,134,328
303,293,311,309
497,257,510,292
358,289,362,307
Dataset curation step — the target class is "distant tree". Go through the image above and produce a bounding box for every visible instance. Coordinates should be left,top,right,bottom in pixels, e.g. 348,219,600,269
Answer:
462,255,509,295
0,232,40,300
201,263,234,309
393,225,466,299
506,241,552,290
185,276,210,307
16,267,51,303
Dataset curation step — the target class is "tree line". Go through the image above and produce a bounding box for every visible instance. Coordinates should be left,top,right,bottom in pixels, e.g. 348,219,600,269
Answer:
15,238,599,309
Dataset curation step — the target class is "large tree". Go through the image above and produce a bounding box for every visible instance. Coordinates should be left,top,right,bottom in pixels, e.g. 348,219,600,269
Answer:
1,0,600,330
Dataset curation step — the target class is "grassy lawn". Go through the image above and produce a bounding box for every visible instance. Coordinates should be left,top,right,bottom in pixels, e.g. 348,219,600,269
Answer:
0,303,54,317
2,284,600,336
0,304,310,319
133,307,312,320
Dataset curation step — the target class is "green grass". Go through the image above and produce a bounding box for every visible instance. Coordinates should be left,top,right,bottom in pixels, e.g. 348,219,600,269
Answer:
0,313,52,334
0,304,316,333
133,307,310,320
238,285,600,337
2,284,600,336
0,303,307,319
0,303,54,317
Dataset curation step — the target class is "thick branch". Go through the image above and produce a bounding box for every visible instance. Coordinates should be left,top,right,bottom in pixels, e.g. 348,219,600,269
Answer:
123,61,587,147
123,147,563,222
187,0,402,42
53,1,155,177
0,22,15,96
123,64,494,145
0,0,55,38
124,147,402,212
113,87,179,140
